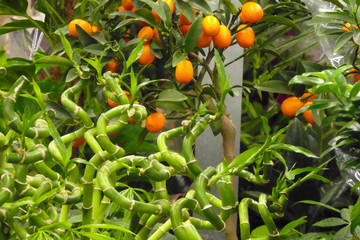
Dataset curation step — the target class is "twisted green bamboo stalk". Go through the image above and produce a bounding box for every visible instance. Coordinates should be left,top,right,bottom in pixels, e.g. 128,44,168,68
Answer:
3,76,50,139
194,167,226,231
61,79,94,128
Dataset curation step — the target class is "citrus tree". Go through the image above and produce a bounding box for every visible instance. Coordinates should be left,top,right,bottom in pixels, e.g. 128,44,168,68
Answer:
0,0,336,239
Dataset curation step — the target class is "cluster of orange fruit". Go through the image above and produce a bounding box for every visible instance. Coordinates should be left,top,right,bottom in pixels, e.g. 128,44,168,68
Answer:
281,92,317,125
236,2,263,48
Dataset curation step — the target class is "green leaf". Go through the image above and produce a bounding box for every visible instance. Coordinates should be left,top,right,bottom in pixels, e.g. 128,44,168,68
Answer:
354,31,360,45
250,225,269,238
39,222,72,231
295,200,341,213
83,44,107,56
0,19,45,35
140,0,166,22
34,56,73,73
2,197,34,208
75,224,135,235
269,143,318,158
60,32,73,61
289,167,318,176
44,114,67,166
65,68,78,82
189,0,212,15
299,232,328,239
289,75,325,86
229,146,261,169
77,232,115,240
126,38,145,70
173,0,195,23
158,0,172,27
76,25,98,46
261,16,301,31
334,225,353,240
255,80,294,94
351,196,360,232
71,158,97,169
35,187,60,204
261,116,270,137
214,49,227,94
334,32,353,53
341,208,351,222
309,174,330,183
295,101,338,115
280,216,307,235
350,80,360,98
134,8,157,27
172,51,187,67
185,17,202,53
157,89,187,102
0,0,28,15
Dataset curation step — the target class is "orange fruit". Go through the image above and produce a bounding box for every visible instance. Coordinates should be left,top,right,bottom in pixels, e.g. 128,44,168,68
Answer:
118,5,126,11
153,28,162,43
139,44,156,65
122,0,134,10
73,137,85,148
348,67,358,77
235,24,255,48
354,75,360,83
303,102,316,125
92,25,101,33
281,96,304,117
179,9,197,25
241,2,263,23
300,92,317,103
152,0,175,22
197,30,212,48
202,15,220,37
108,98,119,108
138,26,154,44
68,19,92,38
179,24,191,35
175,60,193,84
106,60,119,73
146,112,166,133
239,12,248,23
212,25,232,49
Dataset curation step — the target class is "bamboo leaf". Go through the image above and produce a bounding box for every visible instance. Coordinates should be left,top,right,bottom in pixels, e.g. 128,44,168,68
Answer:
280,216,307,235
0,19,44,35
75,224,135,235
60,32,73,61
269,143,318,158
294,200,341,213
126,38,145,70
35,187,59,204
